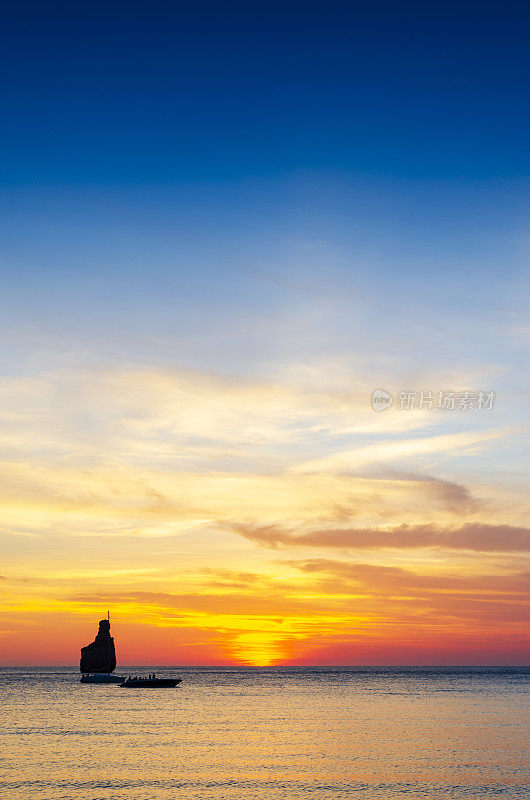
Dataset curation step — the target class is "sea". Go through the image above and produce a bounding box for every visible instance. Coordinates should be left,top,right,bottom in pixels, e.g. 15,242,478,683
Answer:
1,666,529,800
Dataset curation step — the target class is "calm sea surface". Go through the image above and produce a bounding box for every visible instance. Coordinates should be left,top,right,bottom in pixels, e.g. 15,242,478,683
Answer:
1,666,529,800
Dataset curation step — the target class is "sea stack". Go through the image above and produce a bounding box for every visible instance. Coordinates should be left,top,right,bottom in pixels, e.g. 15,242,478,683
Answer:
80,618,116,673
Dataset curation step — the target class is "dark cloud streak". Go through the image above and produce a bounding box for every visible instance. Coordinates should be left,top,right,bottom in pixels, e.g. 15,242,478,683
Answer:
232,522,530,552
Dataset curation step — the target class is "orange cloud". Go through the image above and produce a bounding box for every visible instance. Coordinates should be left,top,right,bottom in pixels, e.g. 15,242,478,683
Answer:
232,522,530,552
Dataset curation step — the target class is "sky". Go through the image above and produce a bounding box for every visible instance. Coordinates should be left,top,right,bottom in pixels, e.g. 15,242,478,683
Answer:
0,1,529,667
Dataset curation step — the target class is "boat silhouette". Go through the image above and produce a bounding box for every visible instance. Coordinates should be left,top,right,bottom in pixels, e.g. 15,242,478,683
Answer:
80,614,182,687
119,674,182,688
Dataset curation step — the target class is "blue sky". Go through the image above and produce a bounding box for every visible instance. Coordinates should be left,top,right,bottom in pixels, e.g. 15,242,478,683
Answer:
1,2,529,362
1,1,528,464
2,1,530,184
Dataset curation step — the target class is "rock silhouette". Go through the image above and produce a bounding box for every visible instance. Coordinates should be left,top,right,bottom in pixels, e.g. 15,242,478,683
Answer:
80,618,116,673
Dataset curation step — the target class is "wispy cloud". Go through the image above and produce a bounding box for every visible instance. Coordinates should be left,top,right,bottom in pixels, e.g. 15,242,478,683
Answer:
232,522,530,552
290,429,512,474
289,558,530,595
0,358,527,665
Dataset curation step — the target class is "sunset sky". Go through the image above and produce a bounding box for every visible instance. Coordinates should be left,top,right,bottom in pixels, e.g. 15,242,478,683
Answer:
1,2,529,666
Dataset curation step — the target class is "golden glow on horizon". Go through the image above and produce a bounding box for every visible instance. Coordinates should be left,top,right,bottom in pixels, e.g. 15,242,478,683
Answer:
0,364,528,666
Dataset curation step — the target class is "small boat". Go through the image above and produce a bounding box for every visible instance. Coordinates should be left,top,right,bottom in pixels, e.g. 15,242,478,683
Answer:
79,613,125,684
80,672,124,684
119,675,181,688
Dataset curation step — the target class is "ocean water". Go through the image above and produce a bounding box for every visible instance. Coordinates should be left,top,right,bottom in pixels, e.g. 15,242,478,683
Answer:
1,666,529,800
